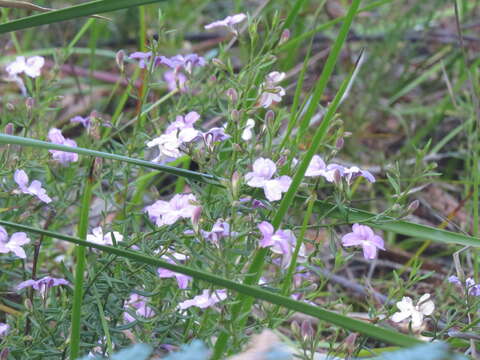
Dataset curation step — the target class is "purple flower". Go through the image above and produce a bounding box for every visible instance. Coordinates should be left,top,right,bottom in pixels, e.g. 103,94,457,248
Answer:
448,275,461,285
6,56,45,78
47,128,79,164
0,323,9,337
341,224,385,260
202,126,231,150
258,221,305,268
70,115,91,128
0,226,30,259
123,293,155,323
166,112,200,134
157,254,192,289
449,276,480,296
144,193,199,227
245,158,292,202
86,227,123,246
14,169,52,204
17,276,69,298
204,13,247,35
158,54,206,74
129,51,155,69
178,289,227,310
164,70,188,92
200,220,237,245
305,155,375,184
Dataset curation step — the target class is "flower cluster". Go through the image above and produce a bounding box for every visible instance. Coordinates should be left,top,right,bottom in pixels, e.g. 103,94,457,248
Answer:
17,276,70,298
146,111,230,163
306,155,375,184
14,169,52,204
448,275,480,296
245,158,292,202
200,219,238,246
48,128,79,165
0,226,30,259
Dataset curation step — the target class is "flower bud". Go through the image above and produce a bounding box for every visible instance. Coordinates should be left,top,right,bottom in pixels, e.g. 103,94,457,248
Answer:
24,298,33,311
231,109,239,122
226,88,238,104
406,200,419,214
25,97,35,110
231,171,241,200
291,320,300,337
265,110,275,125
212,58,227,70
336,137,344,149
301,320,314,341
0,348,9,360
4,123,14,135
116,49,125,72
279,29,290,45
191,206,202,233
6,103,15,111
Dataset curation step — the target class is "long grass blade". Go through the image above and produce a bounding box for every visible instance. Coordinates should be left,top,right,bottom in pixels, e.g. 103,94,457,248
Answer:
0,220,421,349
0,134,221,185
0,0,167,34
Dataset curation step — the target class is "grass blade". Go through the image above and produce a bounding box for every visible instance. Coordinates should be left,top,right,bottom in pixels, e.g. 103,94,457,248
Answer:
0,220,422,349
0,0,167,34
0,134,221,185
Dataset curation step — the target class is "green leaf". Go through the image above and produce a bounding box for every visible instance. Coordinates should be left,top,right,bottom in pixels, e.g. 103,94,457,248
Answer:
0,220,421,349
0,0,168,34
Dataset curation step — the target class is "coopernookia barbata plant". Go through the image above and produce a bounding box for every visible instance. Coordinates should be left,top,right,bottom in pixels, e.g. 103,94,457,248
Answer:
1,0,479,359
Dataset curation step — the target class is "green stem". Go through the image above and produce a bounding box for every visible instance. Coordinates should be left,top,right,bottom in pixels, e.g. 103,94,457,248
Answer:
70,164,95,359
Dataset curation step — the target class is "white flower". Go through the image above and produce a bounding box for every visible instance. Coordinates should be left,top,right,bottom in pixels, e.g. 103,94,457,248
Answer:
258,72,286,108
204,13,247,35
241,118,255,141
391,294,435,329
87,227,123,246
6,56,45,78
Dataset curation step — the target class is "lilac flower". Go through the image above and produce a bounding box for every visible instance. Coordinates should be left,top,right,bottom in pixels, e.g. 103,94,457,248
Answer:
241,119,255,141
70,115,91,128
204,13,247,35
129,51,155,69
258,221,305,268
200,220,238,246
166,112,200,134
203,126,231,150
245,158,292,202
124,293,155,323
0,323,9,337
6,56,45,78
47,128,79,164
178,289,227,310
17,276,70,298
144,193,199,227
341,224,385,260
164,70,188,92
86,227,123,246
158,54,206,74
0,226,30,259
157,254,192,289
14,169,52,204
239,196,266,209
258,72,286,108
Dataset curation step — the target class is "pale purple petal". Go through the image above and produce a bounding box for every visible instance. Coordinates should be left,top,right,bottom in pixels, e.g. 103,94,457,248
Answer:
14,169,29,190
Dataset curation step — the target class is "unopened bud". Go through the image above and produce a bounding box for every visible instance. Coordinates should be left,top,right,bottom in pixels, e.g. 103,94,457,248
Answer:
116,50,125,72
24,298,33,311
6,103,15,111
191,206,202,233
0,348,9,360
333,169,342,184
336,137,344,149
212,58,227,70
226,88,238,104
209,75,217,83
343,333,358,355
406,200,419,214
25,97,35,110
301,320,314,341
4,123,14,135
276,155,287,168
291,320,300,337
231,171,241,200
231,109,239,122
279,29,290,45
265,110,275,125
